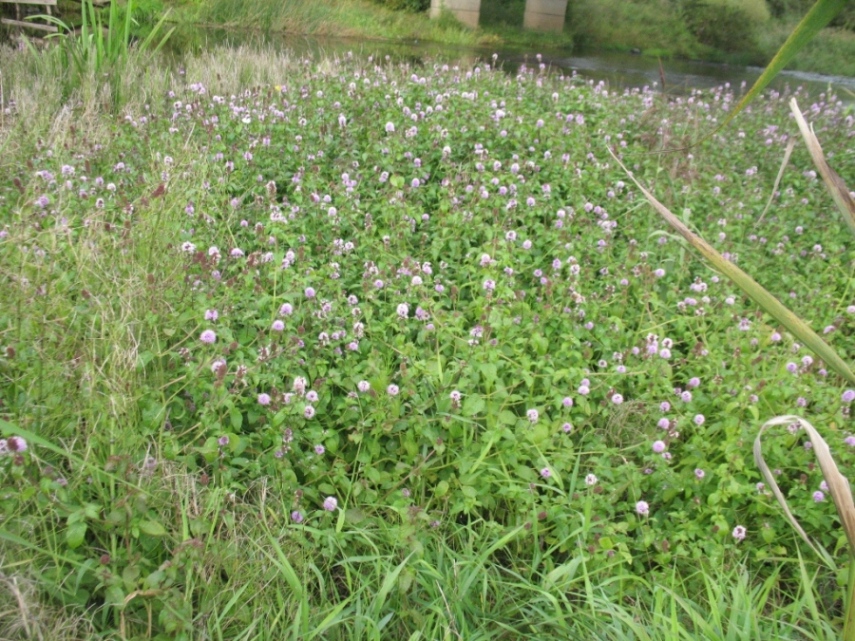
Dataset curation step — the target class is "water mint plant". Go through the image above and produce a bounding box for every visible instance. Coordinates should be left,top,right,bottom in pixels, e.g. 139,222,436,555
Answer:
1,39,854,639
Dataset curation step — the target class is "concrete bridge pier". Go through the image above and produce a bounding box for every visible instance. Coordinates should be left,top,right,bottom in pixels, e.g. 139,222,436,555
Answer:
429,0,568,32
523,0,568,32
429,0,481,29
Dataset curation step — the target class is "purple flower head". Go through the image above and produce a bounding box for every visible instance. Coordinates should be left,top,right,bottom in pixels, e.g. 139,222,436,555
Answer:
562,396,573,408
305,287,316,299
387,384,400,396
540,467,551,479
694,468,705,479
291,510,304,523
258,393,271,406
585,473,598,486
200,329,217,344
813,490,825,503
636,500,649,516
842,390,855,404
652,440,666,453
271,320,285,332
358,380,371,393
527,408,539,424
732,525,746,542
323,496,338,511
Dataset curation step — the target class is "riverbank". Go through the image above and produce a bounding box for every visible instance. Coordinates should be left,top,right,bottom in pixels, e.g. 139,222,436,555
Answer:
159,0,855,77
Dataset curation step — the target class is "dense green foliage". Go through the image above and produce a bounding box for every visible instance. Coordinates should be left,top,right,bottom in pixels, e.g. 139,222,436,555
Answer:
1,42,855,638
368,0,431,13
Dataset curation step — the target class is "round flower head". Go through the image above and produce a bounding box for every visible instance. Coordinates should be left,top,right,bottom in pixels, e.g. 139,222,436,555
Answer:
652,440,666,453
527,409,539,424
842,390,855,404
540,467,551,479
813,490,825,502
271,320,285,332
7,435,28,453
732,525,746,542
200,329,216,344
636,500,649,516
291,511,304,524
387,384,400,396
585,474,598,486
258,393,271,406
323,496,338,511
357,380,371,393
694,468,705,479
303,405,315,419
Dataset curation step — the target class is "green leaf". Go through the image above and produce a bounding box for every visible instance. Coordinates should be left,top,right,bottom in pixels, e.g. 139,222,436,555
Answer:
462,394,485,417
229,407,243,430
434,481,449,498
138,520,167,537
66,522,87,549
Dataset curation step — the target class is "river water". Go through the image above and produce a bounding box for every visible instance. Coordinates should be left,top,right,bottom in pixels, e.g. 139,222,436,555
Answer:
170,28,855,99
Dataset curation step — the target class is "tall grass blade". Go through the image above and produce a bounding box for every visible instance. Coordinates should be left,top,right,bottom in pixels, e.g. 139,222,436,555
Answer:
609,149,855,386
755,415,855,639
757,139,795,226
790,98,855,238
718,0,847,131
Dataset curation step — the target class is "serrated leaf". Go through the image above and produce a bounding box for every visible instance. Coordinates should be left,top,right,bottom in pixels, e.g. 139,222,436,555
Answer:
462,394,485,417
498,410,517,425
345,508,366,524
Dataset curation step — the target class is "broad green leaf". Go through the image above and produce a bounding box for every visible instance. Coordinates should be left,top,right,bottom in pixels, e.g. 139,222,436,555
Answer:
434,480,449,497
138,520,167,537
66,522,87,549
611,150,855,386
462,394,485,416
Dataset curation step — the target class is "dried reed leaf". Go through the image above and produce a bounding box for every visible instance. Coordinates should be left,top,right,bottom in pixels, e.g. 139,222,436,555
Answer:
757,139,795,226
790,98,855,238
608,148,855,386
755,415,855,568
754,416,834,568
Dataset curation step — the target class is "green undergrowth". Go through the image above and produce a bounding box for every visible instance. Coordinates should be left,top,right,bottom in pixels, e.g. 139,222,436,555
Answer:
1,42,855,638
